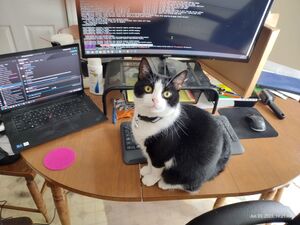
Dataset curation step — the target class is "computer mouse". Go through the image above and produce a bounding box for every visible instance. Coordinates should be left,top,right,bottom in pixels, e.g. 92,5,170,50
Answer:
245,114,266,132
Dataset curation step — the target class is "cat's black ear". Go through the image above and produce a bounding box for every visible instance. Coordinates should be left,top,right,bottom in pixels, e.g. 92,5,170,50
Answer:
139,58,152,80
172,70,187,90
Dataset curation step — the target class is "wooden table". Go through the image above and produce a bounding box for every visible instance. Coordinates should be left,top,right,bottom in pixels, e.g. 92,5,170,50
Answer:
21,92,300,225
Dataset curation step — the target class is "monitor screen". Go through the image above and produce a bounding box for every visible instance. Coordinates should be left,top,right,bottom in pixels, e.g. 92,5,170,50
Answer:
0,44,82,111
77,0,273,60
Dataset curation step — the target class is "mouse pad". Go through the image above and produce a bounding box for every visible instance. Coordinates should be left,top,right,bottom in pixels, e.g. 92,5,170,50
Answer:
218,107,278,139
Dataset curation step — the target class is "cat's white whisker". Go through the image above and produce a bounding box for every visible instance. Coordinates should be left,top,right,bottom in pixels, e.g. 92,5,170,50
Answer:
176,124,188,137
173,126,181,138
174,117,188,136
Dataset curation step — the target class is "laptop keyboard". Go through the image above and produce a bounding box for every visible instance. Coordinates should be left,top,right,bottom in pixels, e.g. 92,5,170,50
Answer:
13,98,91,132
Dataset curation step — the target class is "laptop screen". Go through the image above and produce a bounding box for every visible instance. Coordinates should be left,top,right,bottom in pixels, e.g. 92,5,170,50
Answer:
0,45,83,112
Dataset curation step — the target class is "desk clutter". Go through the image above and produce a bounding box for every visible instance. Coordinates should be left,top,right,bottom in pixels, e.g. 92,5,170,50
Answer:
112,99,134,124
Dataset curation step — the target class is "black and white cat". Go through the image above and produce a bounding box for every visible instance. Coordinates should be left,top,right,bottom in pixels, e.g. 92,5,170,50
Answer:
132,58,231,192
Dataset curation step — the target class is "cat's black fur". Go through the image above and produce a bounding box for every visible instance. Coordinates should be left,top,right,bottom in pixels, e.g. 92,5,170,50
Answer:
134,75,180,107
145,104,230,191
134,58,231,191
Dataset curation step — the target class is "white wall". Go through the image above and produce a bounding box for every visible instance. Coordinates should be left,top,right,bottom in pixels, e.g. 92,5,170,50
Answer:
0,0,68,53
269,0,300,70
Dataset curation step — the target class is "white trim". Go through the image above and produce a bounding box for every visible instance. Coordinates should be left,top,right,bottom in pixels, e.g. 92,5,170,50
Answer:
65,0,78,26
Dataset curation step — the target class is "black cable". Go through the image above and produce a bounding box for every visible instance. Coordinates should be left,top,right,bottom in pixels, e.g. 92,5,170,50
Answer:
293,181,300,189
0,200,13,223
34,208,57,225
0,191,71,225
0,199,56,225
0,200,7,220
48,209,57,225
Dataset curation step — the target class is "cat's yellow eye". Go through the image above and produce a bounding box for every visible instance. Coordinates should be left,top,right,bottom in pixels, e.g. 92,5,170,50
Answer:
163,91,172,98
144,85,153,93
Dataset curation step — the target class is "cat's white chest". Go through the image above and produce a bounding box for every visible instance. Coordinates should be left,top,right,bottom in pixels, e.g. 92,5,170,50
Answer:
131,107,181,150
131,118,162,149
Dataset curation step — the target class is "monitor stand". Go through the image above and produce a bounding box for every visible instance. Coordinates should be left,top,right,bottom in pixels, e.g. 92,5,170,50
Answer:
102,58,219,115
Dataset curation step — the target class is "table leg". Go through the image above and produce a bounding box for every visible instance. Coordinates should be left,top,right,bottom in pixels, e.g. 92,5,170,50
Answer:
259,189,277,200
259,187,288,225
48,182,71,225
25,176,50,223
213,197,226,209
273,186,287,201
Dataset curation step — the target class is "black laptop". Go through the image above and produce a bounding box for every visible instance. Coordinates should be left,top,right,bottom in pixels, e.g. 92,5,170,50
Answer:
0,44,106,153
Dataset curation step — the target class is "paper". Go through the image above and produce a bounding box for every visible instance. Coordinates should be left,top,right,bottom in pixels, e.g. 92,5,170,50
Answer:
269,90,288,100
0,135,14,156
278,91,300,101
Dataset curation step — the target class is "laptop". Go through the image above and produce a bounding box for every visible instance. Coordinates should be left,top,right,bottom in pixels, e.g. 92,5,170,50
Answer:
0,44,106,153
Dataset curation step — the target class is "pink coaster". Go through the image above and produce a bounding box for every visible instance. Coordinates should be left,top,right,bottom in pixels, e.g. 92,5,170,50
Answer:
43,147,76,171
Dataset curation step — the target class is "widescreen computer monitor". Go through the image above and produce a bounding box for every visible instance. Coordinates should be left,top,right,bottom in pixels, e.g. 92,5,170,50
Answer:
76,0,273,61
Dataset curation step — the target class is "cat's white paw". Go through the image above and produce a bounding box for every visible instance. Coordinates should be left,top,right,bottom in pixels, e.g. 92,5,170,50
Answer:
158,179,184,190
158,179,170,190
140,165,151,176
142,174,160,186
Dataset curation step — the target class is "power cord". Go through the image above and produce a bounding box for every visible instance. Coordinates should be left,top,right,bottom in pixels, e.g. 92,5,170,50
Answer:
0,200,13,224
0,199,56,225
47,209,57,225
34,208,56,225
1,190,72,225
293,181,300,189
0,200,7,219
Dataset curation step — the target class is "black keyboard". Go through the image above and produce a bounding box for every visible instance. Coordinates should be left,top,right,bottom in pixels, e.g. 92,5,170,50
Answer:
13,98,91,132
119,115,244,165
120,122,146,165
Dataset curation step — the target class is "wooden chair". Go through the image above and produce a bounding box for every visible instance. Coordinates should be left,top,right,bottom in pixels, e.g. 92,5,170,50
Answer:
0,158,50,223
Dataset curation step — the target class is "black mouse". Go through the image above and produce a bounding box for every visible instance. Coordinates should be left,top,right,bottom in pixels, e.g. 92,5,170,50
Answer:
245,114,266,132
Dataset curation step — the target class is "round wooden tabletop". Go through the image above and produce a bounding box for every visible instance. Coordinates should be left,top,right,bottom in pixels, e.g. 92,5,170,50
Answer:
21,92,300,201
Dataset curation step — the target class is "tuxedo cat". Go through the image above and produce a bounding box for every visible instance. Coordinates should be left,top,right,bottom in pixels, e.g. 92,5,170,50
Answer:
132,58,231,192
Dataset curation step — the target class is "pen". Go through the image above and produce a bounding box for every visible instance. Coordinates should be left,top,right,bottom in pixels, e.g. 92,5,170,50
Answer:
112,99,117,124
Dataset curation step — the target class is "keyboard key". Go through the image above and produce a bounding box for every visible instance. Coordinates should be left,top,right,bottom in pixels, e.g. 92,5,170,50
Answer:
13,98,92,132
121,122,141,152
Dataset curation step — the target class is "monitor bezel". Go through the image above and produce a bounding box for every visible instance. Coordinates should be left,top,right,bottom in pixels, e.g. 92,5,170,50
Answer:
0,43,84,113
76,0,274,62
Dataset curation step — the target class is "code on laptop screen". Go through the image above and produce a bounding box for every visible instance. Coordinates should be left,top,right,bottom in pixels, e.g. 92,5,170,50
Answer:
0,45,82,111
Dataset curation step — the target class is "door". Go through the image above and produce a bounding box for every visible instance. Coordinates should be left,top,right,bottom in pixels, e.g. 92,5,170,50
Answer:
0,0,68,54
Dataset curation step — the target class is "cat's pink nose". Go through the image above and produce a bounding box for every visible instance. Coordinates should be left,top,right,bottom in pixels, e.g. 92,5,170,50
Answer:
152,98,159,105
